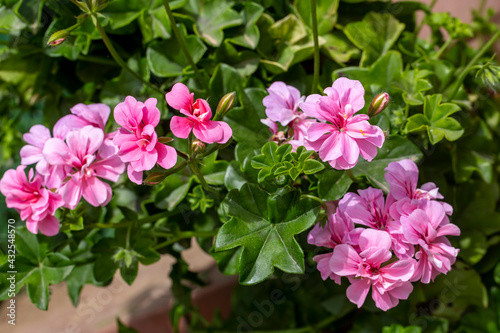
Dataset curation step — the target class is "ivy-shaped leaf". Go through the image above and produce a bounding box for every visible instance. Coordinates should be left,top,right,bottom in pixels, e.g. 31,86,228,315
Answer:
251,142,293,182
195,0,242,47
0,228,74,310
405,94,464,144
215,184,321,284
146,24,207,77
393,69,433,106
344,12,405,67
226,2,264,49
317,170,353,201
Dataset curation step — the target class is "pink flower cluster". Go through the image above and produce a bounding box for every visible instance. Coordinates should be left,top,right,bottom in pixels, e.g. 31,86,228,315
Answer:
308,159,460,311
0,104,126,236
262,78,385,169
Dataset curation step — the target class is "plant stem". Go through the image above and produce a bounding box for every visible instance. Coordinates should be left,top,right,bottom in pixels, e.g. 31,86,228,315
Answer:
346,169,361,183
198,138,233,159
162,0,207,90
447,28,500,102
154,230,217,249
91,14,164,96
300,194,324,205
433,37,453,59
310,0,321,94
415,0,438,35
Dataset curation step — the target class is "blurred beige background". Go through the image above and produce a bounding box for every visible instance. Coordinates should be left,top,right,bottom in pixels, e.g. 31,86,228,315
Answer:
2,1,500,333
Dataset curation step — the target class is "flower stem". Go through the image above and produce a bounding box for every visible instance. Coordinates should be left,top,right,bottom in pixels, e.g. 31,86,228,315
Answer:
433,37,453,59
310,0,321,94
91,15,164,96
198,138,233,159
446,28,500,102
300,194,324,205
162,0,207,90
154,230,217,249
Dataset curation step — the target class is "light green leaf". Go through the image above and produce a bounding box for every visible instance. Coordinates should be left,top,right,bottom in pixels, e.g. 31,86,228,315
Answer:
195,0,242,47
226,2,264,49
344,12,405,66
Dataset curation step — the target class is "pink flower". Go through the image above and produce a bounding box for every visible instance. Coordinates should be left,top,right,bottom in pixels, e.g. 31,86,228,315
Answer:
113,96,178,185
43,126,125,208
307,208,362,283
166,83,232,144
301,77,385,169
339,188,413,258
53,103,111,139
400,200,460,283
262,82,305,126
330,229,415,311
20,125,69,189
0,166,63,236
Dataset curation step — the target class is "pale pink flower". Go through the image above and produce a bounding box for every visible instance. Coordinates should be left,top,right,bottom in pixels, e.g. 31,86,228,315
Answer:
0,166,63,236
307,207,362,283
166,83,232,144
301,78,385,170
53,103,111,139
338,188,413,258
263,81,305,126
330,229,415,311
113,96,178,185
43,126,125,208
19,125,69,189
400,200,460,283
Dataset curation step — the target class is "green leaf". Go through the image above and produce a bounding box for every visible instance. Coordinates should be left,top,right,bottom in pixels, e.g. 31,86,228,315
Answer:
295,0,339,35
302,159,325,174
188,185,214,213
215,184,320,284
156,175,193,211
224,88,269,148
317,170,353,201
452,120,495,184
138,5,172,44
351,136,422,192
251,142,293,183
406,94,464,144
382,324,421,333
226,2,264,49
458,230,487,265
321,31,360,64
195,0,242,47
66,264,103,306
0,228,74,310
335,51,403,97
146,24,207,77
344,12,405,66
393,69,433,106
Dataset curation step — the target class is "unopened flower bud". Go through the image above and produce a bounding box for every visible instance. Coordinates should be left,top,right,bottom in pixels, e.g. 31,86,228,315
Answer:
368,92,389,118
47,30,69,46
215,92,236,119
192,140,205,153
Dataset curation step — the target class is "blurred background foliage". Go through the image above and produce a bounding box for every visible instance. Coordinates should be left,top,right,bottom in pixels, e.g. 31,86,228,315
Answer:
1,0,500,332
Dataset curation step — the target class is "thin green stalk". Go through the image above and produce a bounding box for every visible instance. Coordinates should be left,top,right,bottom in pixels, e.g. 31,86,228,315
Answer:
154,230,217,249
433,37,453,59
162,0,207,90
447,28,500,102
198,138,233,159
310,0,321,94
300,194,324,206
91,15,164,96
189,159,214,192
415,0,439,35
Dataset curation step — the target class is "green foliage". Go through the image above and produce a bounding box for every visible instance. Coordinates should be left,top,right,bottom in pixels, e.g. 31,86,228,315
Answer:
1,0,500,332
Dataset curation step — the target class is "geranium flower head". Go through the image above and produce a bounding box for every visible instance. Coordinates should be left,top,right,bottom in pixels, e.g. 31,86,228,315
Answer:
301,77,385,170
44,126,125,208
166,83,232,144
0,166,63,236
113,96,178,185
263,81,305,126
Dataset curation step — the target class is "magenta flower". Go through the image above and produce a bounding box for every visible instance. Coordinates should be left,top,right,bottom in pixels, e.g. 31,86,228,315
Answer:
263,81,305,126
400,200,460,283
113,96,178,185
43,126,125,208
0,166,63,236
166,83,232,144
330,229,415,311
307,207,362,283
301,78,385,169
